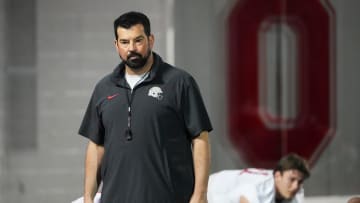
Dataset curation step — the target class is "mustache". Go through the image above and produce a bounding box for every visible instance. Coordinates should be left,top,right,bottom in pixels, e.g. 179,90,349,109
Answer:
127,51,142,59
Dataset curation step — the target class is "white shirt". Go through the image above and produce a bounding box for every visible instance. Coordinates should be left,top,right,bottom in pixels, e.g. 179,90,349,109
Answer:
207,168,304,203
125,71,150,90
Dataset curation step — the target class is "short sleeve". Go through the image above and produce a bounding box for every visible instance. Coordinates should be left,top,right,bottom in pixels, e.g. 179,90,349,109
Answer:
78,87,105,145
181,76,213,138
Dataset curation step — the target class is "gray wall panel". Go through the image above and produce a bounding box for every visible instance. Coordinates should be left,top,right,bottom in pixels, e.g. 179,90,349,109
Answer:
4,0,37,151
0,0,6,201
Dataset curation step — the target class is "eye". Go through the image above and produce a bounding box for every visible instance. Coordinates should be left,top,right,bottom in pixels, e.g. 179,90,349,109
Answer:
135,37,144,44
119,40,129,45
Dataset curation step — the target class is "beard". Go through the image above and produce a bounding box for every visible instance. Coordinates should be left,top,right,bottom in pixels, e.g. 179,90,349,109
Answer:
122,49,151,70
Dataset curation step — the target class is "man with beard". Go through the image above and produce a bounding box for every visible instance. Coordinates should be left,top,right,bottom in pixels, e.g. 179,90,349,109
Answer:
207,154,310,203
78,11,212,203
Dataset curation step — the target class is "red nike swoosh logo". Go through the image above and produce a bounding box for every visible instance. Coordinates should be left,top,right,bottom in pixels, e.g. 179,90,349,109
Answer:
107,93,119,100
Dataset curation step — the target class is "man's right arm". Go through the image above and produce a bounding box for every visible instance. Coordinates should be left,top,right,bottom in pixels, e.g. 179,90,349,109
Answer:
84,140,104,203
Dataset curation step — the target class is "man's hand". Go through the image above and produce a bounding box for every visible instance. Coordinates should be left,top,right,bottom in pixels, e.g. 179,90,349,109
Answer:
84,141,104,203
83,199,94,203
190,131,210,203
189,193,208,203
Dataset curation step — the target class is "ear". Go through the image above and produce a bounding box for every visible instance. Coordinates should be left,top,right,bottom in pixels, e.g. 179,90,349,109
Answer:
274,171,282,180
148,34,155,48
114,39,120,51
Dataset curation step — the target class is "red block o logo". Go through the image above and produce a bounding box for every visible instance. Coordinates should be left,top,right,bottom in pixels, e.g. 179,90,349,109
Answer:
228,0,336,168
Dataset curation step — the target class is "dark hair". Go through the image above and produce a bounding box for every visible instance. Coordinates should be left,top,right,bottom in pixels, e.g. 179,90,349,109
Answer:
273,153,310,179
113,11,151,40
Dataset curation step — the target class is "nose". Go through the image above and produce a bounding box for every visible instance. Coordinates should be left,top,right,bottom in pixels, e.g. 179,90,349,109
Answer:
128,41,136,52
291,181,300,191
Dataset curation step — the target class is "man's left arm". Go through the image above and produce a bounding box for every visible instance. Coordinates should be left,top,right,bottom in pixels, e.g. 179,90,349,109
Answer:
190,131,211,203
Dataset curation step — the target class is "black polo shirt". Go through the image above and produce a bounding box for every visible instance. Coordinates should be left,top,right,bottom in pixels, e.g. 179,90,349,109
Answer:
79,53,213,203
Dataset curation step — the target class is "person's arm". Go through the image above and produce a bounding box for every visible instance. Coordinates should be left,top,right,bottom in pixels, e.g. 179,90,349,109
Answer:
189,131,211,203
84,140,104,203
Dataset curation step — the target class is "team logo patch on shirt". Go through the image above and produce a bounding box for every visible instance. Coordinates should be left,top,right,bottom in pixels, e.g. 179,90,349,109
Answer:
107,93,119,100
148,86,163,100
